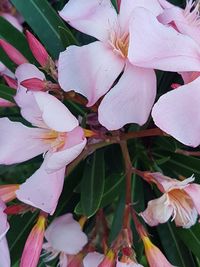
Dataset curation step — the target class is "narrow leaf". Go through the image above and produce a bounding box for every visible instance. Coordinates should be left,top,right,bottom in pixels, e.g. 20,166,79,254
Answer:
0,85,16,103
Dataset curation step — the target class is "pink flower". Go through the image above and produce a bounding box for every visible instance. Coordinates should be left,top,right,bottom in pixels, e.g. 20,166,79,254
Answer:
20,213,47,267
83,252,104,267
0,63,87,172
0,200,10,267
140,172,200,228
116,260,143,267
1,13,23,32
152,76,200,147
58,0,166,130
43,213,88,267
141,235,174,267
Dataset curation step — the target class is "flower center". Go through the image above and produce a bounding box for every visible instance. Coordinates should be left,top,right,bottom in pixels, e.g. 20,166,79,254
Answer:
183,0,200,27
41,130,66,152
109,30,129,58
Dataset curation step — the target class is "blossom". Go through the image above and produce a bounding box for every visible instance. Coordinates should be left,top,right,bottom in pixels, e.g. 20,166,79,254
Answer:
116,260,143,267
140,172,200,228
0,63,87,173
43,213,88,267
83,252,104,267
58,0,165,130
20,213,47,267
0,200,10,267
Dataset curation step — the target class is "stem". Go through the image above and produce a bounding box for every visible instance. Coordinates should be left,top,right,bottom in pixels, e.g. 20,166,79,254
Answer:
120,128,164,141
176,149,200,157
120,141,132,228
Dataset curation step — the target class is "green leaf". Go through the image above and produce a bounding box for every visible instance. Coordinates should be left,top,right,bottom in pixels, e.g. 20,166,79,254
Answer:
176,224,200,260
59,26,79,47
11,0,77,58
80,150,105,217
0,85,16,103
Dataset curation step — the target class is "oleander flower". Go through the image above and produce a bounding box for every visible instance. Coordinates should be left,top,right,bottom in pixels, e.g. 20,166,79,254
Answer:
140,172,200,228
0,63,87,173
83,252,104,267
58,0,164,130
43,213,88,267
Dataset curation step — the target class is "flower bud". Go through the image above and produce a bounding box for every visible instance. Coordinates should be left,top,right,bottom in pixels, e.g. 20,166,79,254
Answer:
20,78,46,91
20,213,47,267
3,75,18,89
98,250,115,267
26,30,49,67
171,83,181,89
0,39,28,65
0,184,19,202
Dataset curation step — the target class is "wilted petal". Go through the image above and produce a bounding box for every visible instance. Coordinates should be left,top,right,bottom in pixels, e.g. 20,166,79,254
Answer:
45,138,87,173
0,118,49,164
128,7,200,72
33,92,78,132
119,0,163,32
16,162,65,215
45,213,88,254
184,183,200,214
83,252,104,267
59,0,117,41
152,77,200,147
0,237,10,267
98,62,156,130
140,194,173,226
58,41,124,107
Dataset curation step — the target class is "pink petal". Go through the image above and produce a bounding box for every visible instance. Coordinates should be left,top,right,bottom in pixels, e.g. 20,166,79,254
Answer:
0,237,10,267
83,252,104,267
0,200,9,239
2,13,23,32
59,0,117,41
58,41,124,107
173,204,197,229
184,183,200,215
45,138,87,173
119,0,163,32
0,98,15,107
0,118,49,164
158,0,174,9
15,63,46,127
116,261,143,267
33,92,78,132
128,7,200,72
152,77,200,147
0,62,14,78
98,62,156,130
159,5,200,46
140,194,173,226
16,162,65,215
45,213,88,254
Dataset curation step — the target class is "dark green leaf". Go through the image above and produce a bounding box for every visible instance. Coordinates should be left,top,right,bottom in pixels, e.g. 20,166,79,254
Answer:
59,26,79,47
0,85,16,103
80,150,105,217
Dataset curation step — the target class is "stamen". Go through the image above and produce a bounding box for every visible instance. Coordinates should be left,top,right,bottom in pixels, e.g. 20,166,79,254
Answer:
109,29,129,58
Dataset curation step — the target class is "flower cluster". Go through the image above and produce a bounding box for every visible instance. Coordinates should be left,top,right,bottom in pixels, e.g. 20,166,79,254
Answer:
0,0,200,266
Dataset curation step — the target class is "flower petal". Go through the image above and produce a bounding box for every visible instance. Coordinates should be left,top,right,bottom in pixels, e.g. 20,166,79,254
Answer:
83,252,104,267
0,98,15,107
59,0,117,41
45,138,87,173
0,237,10,267
2,13,23,32
0,200,9,239
0,118,49,164
184,183,200,215
16,162,65,215
98,62,156,130
152,77,200,147
45,213,88,254
33,92,79,132
15,63,46,127
58,41,124,107
116,261,143,267
140,194,173,226
119,0,163,32
128,7,200,72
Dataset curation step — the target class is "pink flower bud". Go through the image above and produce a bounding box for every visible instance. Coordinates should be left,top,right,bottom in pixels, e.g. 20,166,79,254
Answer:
3,75,18,89
20,214,47,267
117,0,121,10
171,83,181,89
98,250,115,267
5,204,33,215
26,30,49,67
0,39,28,65
0,184,19,202
20,78,46,91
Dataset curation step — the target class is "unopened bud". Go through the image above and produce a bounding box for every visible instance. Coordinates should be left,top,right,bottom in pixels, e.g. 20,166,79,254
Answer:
171,83,181,89
20,213,47,267
98,250,115,267
0,184,19,202
20,78,46,91
5,204,34,215
3,75,17,89
26,30,49,67
0,39,28,65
